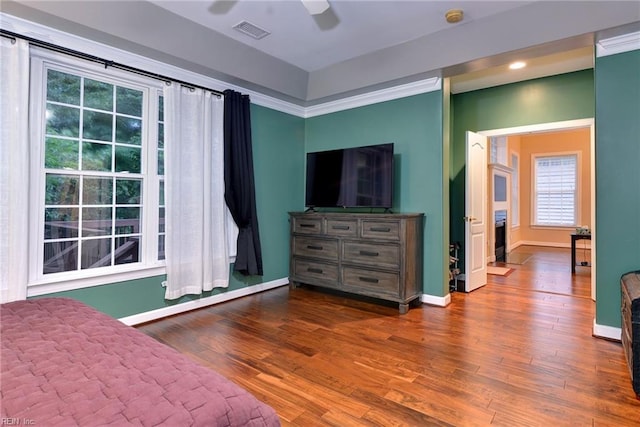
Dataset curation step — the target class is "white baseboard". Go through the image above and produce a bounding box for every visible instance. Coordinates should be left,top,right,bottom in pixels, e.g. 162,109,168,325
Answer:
513,240,592,250
119,278,289,326
421,292,451,307
593,319,621,341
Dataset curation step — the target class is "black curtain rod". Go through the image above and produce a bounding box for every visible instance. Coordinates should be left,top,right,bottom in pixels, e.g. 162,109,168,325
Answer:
0,29,224,97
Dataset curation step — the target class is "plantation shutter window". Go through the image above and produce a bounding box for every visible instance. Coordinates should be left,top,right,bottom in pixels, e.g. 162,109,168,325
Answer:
533,154,577,226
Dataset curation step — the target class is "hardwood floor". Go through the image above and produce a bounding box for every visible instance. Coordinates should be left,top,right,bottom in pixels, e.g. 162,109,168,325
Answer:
488,245,592,298
137,247,639,426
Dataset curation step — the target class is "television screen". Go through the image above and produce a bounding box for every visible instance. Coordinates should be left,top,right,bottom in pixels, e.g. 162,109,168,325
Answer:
305,143,394,208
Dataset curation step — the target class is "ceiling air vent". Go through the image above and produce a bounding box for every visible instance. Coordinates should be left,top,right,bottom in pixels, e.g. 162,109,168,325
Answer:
233,20,271,40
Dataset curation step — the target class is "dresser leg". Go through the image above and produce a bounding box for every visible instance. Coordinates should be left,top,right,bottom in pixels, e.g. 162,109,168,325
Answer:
289,281,299,289
399,303,409,314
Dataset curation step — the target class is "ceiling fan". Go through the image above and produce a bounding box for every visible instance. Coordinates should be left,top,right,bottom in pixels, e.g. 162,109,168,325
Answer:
300,0,331,16
210,0,331,17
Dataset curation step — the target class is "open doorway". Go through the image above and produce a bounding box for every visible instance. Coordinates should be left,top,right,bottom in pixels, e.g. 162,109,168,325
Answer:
465,118,596,300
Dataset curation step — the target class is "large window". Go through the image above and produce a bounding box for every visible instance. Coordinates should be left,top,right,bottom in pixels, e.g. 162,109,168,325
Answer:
533,154,578,226
31,52,164,288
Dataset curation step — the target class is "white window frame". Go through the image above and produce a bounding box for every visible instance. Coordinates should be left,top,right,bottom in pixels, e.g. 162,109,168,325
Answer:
28,49,166,295
510,151,520,228
531,151,581,228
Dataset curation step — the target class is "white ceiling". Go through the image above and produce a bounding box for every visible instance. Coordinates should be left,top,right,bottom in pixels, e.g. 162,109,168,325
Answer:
3,1,639,104
150,0,533,72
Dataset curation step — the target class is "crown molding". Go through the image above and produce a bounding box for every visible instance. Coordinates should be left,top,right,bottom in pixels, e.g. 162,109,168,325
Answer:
1,12,439,119
596,31,640,57
304,77,442,118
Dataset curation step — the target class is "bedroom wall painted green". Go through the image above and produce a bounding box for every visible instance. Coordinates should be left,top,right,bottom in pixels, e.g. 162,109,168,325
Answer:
304,92,448,298
594,49,640,328
450,70,595,271
33,104,305,318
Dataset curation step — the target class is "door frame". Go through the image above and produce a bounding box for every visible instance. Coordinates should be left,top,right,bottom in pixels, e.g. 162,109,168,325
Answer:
472,118,596,300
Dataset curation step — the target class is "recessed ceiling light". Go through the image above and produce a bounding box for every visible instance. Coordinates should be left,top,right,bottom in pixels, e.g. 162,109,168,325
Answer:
509,61,526,70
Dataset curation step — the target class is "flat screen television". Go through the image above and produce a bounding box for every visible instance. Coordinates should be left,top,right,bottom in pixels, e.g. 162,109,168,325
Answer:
305,143,394,209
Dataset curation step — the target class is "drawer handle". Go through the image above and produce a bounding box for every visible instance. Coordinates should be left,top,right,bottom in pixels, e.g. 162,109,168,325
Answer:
300,223,316,228
370,227,391,232
308,267,323,274
307,245,323,250
359,250,379,257
332,225,350,230
359,277,379,284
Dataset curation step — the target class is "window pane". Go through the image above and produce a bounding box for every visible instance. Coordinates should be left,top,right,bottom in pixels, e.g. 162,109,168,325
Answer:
116,116,142,145
45,208,79,239
46,104,80,137
45,137,79,169
81,238,112,269
159,207,165,233
157,149,164,175
47,70,80,105
44,241,78,273
158,235,165,261
82,142,112,171
158,95,164,122
84,78,113,111
115,146,141,173
45,174,79,205
116,179,141,204
82,207,112,236
159,181,164,205
535,155,577,225
115,236,140,265
116,207,140,235
116,87,143,116
83,110,113,141
83,177,113,205
158,123,164,149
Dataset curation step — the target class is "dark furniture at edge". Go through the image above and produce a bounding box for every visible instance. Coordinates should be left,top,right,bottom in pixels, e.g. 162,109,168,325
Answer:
289,212,423,314
571,233,591,274
621,270,640,398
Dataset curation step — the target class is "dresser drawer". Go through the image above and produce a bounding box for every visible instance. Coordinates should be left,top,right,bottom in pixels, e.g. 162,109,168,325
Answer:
293,259,339,285
342,267,399,298
293,236,338,261
326,219,358,237
361,220,400,241
292,217,323,235
343,241,399,269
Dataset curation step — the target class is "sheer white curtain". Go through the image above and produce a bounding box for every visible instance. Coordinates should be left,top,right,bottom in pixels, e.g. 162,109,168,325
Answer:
163,85,228,299
0,38,29,303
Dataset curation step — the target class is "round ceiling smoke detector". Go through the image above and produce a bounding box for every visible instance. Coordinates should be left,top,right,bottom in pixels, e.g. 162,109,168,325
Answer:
445,9,464,24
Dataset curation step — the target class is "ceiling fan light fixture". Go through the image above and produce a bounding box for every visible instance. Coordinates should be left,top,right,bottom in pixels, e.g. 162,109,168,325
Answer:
301,0,330,16
445,9,464,24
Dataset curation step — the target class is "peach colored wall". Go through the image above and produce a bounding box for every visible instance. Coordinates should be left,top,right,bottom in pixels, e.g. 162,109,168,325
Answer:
517,128,591,246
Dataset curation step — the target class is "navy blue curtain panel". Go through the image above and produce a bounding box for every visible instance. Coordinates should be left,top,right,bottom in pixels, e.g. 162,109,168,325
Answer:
223,90,263,276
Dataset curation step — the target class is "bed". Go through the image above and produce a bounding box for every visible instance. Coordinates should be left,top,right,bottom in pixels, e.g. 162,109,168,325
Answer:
0,298,280,426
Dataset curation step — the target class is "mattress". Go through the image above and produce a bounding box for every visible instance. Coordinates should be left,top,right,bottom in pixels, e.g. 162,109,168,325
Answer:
0,297,280,426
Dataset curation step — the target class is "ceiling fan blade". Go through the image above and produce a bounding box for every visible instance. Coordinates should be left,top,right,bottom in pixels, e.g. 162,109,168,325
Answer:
301,0,330,16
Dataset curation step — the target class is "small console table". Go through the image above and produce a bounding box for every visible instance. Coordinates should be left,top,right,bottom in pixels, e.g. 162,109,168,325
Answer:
571,233,591,274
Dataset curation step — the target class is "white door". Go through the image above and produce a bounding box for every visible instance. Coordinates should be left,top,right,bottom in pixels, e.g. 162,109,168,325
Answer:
465,131,488,292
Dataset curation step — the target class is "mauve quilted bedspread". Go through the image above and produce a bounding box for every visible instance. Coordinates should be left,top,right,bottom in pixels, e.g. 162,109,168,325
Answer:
0,298,280,426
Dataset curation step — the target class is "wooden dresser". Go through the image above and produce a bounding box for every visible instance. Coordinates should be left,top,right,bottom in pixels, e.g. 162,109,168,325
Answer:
289,212,423,314
621,270,640,398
